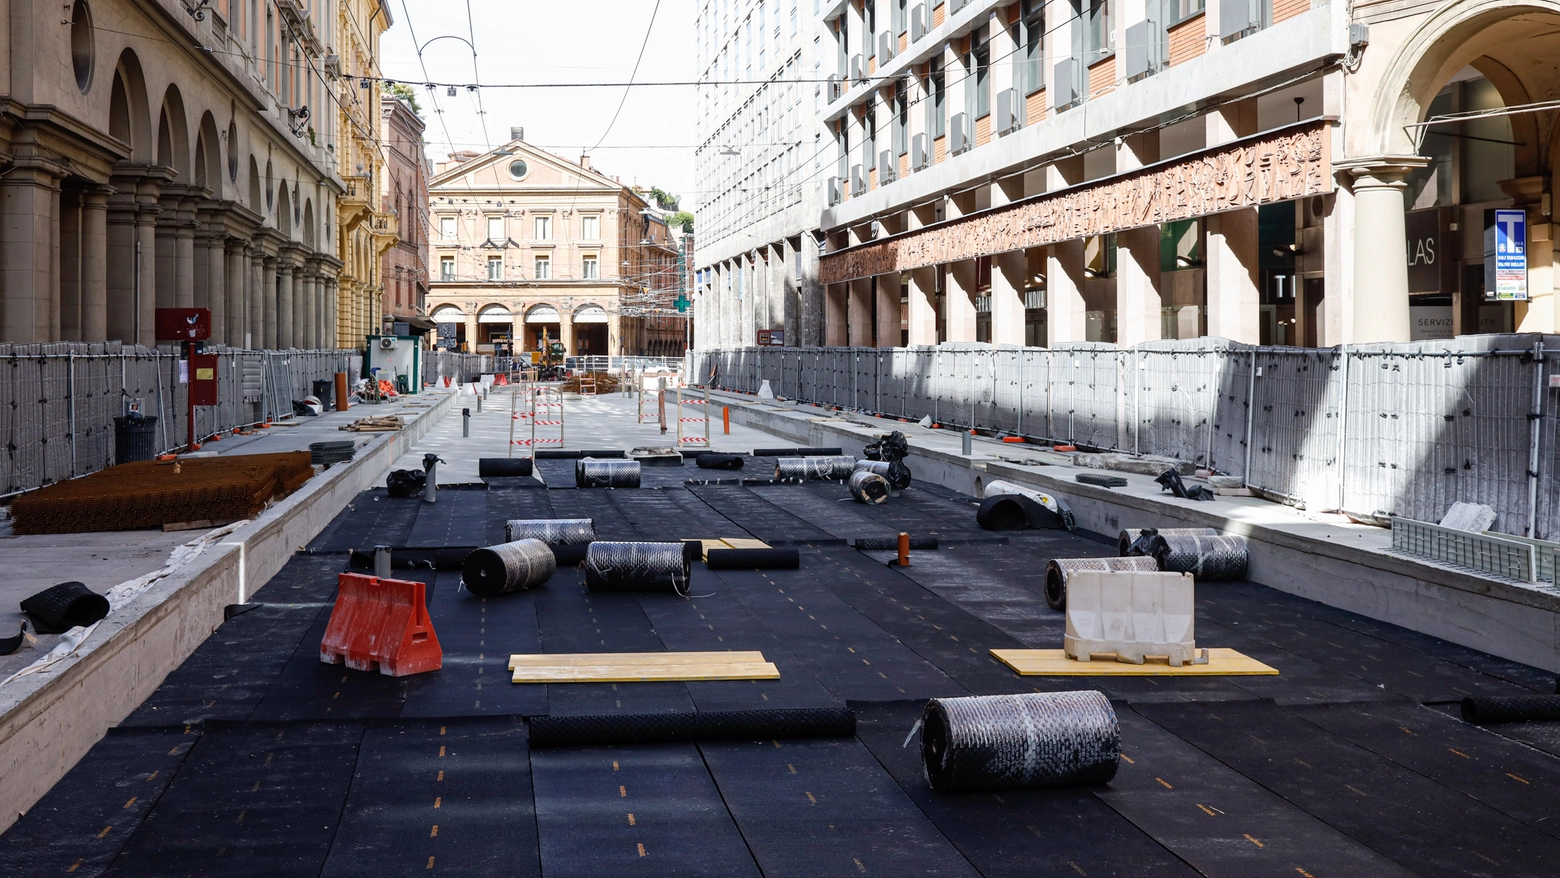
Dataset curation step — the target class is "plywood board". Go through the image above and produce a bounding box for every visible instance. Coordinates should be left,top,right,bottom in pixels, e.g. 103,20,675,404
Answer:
990,647,1279,676
719,538,771,550
508,650,780,683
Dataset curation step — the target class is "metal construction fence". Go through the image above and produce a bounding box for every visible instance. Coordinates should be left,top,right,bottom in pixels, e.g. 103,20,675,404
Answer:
688,335,1560,540
0,343,373,498
425,351,492,386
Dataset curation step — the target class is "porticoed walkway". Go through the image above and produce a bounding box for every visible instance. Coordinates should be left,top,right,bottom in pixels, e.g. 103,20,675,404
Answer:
4,452,1557,876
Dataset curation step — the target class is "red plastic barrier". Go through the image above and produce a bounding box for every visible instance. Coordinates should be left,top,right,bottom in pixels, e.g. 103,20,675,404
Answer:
320,573,442,676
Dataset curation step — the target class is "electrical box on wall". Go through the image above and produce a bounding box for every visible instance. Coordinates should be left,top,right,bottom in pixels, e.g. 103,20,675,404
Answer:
364,336,422,394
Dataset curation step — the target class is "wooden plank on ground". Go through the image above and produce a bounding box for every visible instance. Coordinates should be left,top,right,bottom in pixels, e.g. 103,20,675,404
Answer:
990,647,1279,676
508,650,778,683
719,538,771,549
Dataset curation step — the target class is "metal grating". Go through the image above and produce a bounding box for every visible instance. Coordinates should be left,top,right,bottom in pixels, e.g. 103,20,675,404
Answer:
1390,517,1536,583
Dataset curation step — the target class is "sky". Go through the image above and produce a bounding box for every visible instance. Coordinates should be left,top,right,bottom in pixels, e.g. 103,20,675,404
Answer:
379,0,698,203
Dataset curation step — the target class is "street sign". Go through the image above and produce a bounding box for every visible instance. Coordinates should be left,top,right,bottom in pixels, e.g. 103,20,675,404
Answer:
155,308,211,341
756,329,785,346
1491,209,1528,301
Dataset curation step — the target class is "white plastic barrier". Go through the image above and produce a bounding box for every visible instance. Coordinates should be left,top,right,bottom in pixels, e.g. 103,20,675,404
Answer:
1063,570,1204,666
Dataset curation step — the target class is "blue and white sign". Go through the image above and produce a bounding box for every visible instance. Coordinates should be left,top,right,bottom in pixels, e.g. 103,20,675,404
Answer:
1493,208,1528,301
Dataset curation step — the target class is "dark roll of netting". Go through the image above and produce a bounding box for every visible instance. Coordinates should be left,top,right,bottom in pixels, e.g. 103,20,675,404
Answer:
1461,694,1560,724
505,518,596,545
855,460,891,477
461,538,557,596
854,535,938,551
584,541,698,595
529,707,857,748
976,494,1042,530
1117,526,1218,556
478,457,534,478
1129,532,1249,580
921,691,1120,792
706,547,801,570
1044,557,1161,611
696,452,746,470
534,450,582,459
753,446,844,457
775,455,857,481
856,459,912,490
575,458,642,488
20,581,111,634
578,449,627,459
348,547,475,572
849,470,891,504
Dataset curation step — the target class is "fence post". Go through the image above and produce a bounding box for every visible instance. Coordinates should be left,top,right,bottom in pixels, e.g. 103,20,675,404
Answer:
1243,348,1257,484
1528,340,1545,537
1017,351,1025,437
68,352,77,477
1132,348,1140,455
934,348,941,425
1334,345,1350,512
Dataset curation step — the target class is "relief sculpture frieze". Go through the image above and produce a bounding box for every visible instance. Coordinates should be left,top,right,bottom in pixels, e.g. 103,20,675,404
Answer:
820,121,1331,286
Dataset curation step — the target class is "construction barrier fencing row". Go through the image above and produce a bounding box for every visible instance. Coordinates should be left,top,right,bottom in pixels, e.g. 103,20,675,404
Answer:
0,343,363,497
687,335,1560,541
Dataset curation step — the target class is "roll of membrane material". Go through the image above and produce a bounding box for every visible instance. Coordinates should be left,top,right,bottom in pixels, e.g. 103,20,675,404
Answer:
461,538,557,596
584,541,700,595
1128,532,1250,581
920,691,1120,792
774,455,857,481
1116,527,1219,556
982,480,1076,530
505,518,596,546
1043,556,1161,611
848,470,892,504
575,458,642,488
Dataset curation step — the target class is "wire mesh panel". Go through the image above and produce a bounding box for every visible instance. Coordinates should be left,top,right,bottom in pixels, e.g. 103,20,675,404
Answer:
1243,347,1344,508
852,348,876,412
1540,340,1560,541
990,347,1023,435
1018,348,1050,438
1130,341,1225,468
1049,344,1121,450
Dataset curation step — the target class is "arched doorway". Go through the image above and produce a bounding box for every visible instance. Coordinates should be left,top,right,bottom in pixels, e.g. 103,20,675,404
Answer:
525,304,561,354
573,303,609,355
1354,1,1560,338
430,304,465,350
477,304,514,355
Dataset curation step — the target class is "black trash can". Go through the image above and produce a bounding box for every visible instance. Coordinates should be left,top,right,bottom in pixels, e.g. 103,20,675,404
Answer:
114,415,158,464
311,378,334,407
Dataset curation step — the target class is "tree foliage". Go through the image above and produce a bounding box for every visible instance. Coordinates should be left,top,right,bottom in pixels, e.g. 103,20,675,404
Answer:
382,82,422,116
665,211,695,233
644,186,679,210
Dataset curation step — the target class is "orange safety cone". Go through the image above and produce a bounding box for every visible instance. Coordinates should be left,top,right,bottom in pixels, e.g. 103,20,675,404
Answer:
319,573,443,676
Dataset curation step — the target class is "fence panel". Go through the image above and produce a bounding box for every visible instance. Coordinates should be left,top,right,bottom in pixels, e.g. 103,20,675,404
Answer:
991,348,1022,435
1244,347,1343,508
1540,340,1560,540
1049,344,1121,450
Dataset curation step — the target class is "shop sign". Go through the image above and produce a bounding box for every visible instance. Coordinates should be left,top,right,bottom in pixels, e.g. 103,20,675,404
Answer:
1488,209,1529,301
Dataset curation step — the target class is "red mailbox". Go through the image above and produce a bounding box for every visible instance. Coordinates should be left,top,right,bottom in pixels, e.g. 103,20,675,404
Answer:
155,308,211,341
190,353,219,406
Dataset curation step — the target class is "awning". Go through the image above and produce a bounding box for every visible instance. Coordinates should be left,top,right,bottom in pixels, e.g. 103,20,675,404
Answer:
478,306,514,324
526,305,560,323
574,304,608,324
395,313,439,332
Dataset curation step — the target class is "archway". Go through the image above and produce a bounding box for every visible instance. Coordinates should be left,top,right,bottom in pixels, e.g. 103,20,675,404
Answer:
430,304,466,350
303,199,316,250
276,185,292,238
194,111,222,196
248,156,262,214
573,303,610,355
525,303,562,354
155,85,190,177
108,49,151,160
477,304,514,355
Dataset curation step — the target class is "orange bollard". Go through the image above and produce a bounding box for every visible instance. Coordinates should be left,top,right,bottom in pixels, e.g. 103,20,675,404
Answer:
335,372,349,411
897,532,910,567
723,406,730,434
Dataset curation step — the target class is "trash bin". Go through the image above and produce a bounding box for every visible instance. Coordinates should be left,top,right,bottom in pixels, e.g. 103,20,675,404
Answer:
312,378,334,408
114,415,158,464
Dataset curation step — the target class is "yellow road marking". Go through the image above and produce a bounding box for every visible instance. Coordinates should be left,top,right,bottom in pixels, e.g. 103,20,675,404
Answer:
637,843,647,857
1120,755,1134,764
97,826,112,838
1244,834,1264,848
437,770,444,781
1344,784,1367,796
806,791,817,804
628,813,636,825
1507,773,1530,784
788,764,796,774
439,746,446,757
619,785,627,797
430,825,439,837
123,797,136,809
1449,748,1469,759
434,797,442,808
1155,778,1172,789
68,859,83,873
426,856,435,869
1196,804,1217,817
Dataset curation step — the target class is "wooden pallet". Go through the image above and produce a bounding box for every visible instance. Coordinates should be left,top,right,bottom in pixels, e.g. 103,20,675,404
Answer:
508,650,781,683
990,647,1278,676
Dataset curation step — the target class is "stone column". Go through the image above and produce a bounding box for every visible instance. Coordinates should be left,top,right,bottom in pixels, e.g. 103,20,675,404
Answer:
276,263,295,348
106,192,139,344
81,187,110,342
873,274,900,348
1205,209,1261,343
134,187,160,347
0,167,61,343
1341,159,1425,343
512,314,527,355
327,279,339,348
175,210,196,308
825,283,849,345
990,251,1026,345
906,268,937,345
847,278,872,345
608,311,622,357
464,310,479,352
1116,225,1163,346
1047,241,1088,343
291,267,308,348
155,201,178,309
225,241,247,346
559,308,575,355
204,233,227,344
261,257,278,349
944,259,978,342
193,231,211,313
60,188,83,341
1502,176,1556,334
248,252,264,349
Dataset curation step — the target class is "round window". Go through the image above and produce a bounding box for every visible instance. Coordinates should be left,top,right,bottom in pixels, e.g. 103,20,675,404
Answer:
508,159,529,179
71,2,94,93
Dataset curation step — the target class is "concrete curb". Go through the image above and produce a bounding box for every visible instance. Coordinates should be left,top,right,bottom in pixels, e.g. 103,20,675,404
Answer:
711,391,1560,674
0,393,455,832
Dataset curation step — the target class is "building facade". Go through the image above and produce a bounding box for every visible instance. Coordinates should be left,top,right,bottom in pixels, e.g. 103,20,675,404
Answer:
695,0,1560,350
380,93,430,332
426,135,680,357
0,0,344,348
691,0,831,350
333,0,395,347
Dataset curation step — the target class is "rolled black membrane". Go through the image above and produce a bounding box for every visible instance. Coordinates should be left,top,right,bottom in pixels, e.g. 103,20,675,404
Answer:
920,691,1120,792
534,449,582,459
853,535,938,551
347,547,475,571
856,458,912,490
975,494,1043,530
775,455,857,481
1126,532,1249,580
706,547,800,570
753,446,844,457
462,538,557,596
1460,695,1560,724
696,452,746,470
1116,526,1218,556
528,707,856,748
849,470,891,504
478,457,534,477
20,581,110,634
507,518,595,566
575,458,642,488
1043,557,1160,611
584,541,699,595
0,622,27,655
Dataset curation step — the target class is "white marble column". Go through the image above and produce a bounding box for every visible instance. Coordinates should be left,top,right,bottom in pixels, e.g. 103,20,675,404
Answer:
944,260,978,342
1116,225,1163,346
1341,159,1425,343
990,251,1026,345
906,268,936,345
1205,208,1261,343
1047,241,1088,343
